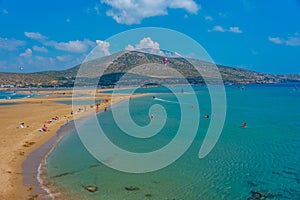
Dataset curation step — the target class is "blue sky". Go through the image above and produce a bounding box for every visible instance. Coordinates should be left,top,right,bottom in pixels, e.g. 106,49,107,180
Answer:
0,0,299,74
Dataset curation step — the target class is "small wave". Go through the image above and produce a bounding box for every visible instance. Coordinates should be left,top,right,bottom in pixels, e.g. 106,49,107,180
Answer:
22,95,32,99
154,97,180,104
37,163,55,200
154,97,194,106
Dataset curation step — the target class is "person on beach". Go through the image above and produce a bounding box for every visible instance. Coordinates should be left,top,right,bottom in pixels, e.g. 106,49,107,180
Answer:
18,122,28,128
41,124,48,132
45,120,52,124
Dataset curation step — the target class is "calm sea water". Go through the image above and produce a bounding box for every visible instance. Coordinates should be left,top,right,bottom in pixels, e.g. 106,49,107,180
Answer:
0,91,44,100
45,84,300,200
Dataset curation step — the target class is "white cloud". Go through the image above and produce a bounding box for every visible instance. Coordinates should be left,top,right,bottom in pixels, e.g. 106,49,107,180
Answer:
95,40,111,56
47,39,95,53
0,37,26,50
56,55,73,62
209,25,243,33
285,36,300,46
19,56,55,71
205,16,213,21
268,36,283,44
94,4,100,14
229,26,243,33
125,37,164,55
24,32,48,40
125,44,135,51
87,3,101,15
33,46,48,53
269,34,300,46
13,53,86,72
125,37,182,57
2,9,8,14
168,0,199,13
35,56,55,64
173,52,181,57
134,37,160,50
24,31,96,53
101,0,200,25
19,48,32,57
18,54,85,72
210,25,226,32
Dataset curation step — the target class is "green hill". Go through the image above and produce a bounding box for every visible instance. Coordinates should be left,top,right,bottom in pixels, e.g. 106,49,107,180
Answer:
0,51,298,87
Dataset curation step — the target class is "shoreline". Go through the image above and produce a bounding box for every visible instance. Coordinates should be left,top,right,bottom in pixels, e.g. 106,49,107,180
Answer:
0,88,145,200
22,121,76,199
0,98,74,199
24,108,106,200
21,92,147,199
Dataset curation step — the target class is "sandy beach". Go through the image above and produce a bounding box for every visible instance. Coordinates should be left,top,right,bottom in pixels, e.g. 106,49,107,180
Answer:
0,89,137,200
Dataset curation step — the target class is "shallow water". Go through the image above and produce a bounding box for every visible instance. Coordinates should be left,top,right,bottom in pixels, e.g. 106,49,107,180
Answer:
0,91,44,100
45,84,300,199
0,102,21,106
55,100,103,106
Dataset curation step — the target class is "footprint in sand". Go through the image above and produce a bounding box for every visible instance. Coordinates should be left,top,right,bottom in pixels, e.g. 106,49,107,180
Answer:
28,194,42,200
22,141,35,147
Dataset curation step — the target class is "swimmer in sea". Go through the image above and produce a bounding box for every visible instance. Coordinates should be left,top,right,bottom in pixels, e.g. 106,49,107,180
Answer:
242,122,247,128
150,114,154,120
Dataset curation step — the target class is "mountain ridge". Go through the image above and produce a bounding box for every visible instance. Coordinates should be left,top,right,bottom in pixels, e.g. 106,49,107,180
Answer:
0,51,299,87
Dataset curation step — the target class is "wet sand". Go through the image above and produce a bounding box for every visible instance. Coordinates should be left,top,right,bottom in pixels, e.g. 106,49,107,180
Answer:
0,89,139,200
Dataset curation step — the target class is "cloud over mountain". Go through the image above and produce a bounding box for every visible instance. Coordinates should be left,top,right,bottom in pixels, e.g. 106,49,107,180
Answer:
101,0,200,24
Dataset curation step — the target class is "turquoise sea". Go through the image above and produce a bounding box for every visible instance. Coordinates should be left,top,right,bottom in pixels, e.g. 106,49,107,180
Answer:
45,84,300,199
0,91,44,100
